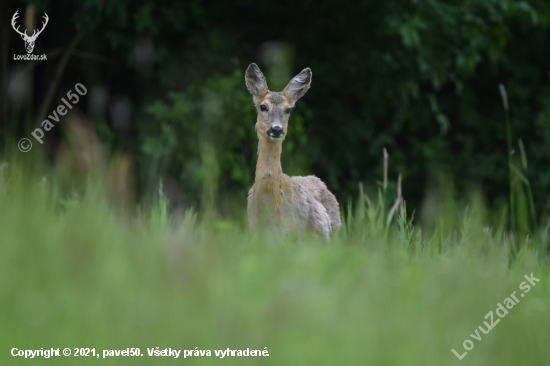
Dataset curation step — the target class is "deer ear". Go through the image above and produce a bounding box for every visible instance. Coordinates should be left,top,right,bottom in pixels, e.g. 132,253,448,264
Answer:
283,68,312,105
245,63,268,99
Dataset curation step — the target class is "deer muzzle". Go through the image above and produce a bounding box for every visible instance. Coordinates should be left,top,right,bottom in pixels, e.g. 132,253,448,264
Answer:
267,125,284,140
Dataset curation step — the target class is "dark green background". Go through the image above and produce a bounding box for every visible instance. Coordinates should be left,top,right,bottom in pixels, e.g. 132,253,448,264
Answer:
2,0,549,216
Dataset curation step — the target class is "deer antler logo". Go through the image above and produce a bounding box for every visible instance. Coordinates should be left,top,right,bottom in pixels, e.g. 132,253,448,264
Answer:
11,10,49,54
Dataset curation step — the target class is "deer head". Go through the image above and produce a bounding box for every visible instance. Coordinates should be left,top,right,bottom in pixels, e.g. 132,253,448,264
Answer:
245,63,312,143
11,11,49,54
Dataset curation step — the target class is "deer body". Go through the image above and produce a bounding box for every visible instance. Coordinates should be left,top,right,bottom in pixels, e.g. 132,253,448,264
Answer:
245,64,341,240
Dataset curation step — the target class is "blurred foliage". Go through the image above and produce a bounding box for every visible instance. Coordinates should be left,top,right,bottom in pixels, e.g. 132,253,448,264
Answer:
1,159,550,365
4,0,550,216
141,68,257,207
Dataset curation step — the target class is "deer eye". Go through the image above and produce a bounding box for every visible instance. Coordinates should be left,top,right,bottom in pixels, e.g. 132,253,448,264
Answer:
260,105,268,112
285,108,291,114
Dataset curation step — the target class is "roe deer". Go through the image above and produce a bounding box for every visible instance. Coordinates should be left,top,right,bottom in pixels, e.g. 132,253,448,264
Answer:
245,63,341,240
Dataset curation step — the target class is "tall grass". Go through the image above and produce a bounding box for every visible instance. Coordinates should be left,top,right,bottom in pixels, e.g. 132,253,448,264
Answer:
500,84,539,241
1,150,549,366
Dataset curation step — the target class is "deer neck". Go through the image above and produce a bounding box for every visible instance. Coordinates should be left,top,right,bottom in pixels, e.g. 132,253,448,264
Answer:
254,138,285,194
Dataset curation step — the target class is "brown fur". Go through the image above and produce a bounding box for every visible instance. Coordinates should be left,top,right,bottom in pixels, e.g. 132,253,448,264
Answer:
245,64,341,240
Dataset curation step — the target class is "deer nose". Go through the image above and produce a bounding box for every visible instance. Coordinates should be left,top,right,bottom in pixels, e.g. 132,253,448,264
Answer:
268,125,284,139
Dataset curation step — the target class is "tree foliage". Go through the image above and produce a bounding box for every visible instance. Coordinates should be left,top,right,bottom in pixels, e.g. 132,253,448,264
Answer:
5,0,550,213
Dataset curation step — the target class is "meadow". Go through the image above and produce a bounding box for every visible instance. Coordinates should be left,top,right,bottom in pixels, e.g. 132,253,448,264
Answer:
2,0,550,365
1,150,548,366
